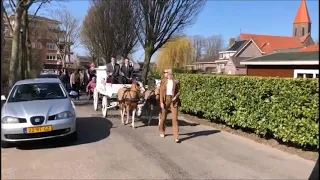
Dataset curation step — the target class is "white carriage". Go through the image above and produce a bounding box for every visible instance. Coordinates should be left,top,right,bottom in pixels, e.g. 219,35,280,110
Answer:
93,66,144,117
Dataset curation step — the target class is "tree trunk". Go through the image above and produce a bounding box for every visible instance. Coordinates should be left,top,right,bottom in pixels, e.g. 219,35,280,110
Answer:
26,10,32,78
142,45,153,85
8,9,23,89
20,10,27,80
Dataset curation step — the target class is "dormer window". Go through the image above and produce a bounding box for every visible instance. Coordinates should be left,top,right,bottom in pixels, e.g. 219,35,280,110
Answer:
302,27,305,36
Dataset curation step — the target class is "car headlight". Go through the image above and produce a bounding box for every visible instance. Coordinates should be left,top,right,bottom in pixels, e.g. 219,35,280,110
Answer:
55,111,74,120
1,116,19,124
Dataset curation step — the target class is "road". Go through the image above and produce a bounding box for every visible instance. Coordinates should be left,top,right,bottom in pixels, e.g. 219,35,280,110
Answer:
1,101,317,179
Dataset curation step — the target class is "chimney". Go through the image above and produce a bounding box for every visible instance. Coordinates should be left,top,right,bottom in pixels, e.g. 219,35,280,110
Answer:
229,38,236,47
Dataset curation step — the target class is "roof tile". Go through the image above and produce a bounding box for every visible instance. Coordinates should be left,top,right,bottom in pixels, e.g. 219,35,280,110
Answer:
240,33,304,54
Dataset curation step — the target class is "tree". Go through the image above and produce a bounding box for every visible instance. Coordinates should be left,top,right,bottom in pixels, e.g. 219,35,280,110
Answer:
5,0,34,89
81,0,137,64
3,0,53,88
190,35,205,62
46,8,80,68
156,37,194,72
202,35,224,57
1,2,4,82
133,0,207,84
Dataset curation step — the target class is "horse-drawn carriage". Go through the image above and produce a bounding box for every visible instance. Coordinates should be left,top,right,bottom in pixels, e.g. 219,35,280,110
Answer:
92,66,145,118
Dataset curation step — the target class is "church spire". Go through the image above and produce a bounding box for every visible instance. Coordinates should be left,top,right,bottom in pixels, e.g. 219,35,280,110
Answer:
293,0,312,24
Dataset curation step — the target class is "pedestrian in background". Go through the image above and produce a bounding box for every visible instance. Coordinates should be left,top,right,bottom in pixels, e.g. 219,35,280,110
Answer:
159,69,181,143
70,69,81,99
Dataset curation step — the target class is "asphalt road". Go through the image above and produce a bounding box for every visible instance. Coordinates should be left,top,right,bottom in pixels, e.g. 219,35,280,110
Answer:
1,101,317,179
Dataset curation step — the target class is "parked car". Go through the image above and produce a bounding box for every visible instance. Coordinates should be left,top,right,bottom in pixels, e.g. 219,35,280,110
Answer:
1,78,77,148
39,73,60,79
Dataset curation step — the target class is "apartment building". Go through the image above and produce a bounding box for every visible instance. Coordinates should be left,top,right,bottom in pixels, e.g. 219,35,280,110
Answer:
3,14,73,69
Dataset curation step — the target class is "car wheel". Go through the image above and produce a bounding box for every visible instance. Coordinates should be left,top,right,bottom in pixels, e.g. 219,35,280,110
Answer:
1,140,13,148
66,131,78,142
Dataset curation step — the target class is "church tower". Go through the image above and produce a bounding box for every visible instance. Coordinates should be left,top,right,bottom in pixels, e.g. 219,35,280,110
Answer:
293,0,312,37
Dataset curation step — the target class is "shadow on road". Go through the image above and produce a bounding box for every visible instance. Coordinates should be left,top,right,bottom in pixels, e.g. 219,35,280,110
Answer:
172,130,221,142
309,157,319,180
138,118,199,128
16,117,113,150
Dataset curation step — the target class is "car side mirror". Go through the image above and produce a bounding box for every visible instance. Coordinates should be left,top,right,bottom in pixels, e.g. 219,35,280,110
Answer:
1,95,6,101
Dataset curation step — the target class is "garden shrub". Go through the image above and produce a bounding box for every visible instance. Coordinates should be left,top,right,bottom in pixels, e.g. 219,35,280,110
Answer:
175,74,319,148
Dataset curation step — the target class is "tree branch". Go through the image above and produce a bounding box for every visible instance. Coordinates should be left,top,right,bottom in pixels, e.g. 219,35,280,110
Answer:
2,4,13,32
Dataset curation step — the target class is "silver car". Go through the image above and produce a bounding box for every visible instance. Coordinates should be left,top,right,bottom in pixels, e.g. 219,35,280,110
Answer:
1,78,77,148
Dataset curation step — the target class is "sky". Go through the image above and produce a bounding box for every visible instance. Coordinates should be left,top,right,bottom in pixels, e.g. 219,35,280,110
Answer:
30,0,319,62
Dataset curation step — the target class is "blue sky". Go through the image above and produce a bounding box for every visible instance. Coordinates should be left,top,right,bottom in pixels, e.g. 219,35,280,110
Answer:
31,0,319,62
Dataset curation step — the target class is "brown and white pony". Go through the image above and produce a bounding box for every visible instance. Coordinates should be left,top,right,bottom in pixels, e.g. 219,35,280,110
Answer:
117,81,144,129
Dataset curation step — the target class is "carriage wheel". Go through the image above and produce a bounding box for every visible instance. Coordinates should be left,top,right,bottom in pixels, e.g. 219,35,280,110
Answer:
102,96,108,118
93,88,99,111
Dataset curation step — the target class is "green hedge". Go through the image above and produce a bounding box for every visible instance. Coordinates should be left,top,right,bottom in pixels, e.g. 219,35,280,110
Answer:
175,74,319,148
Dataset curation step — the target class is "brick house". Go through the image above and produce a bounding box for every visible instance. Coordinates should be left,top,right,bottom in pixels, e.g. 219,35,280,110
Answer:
240,51,319,78
188,55,219,72
4,15,70,70
216,39,264,74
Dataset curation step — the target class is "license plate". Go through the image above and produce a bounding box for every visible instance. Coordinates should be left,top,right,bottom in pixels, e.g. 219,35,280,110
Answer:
24,126,53,134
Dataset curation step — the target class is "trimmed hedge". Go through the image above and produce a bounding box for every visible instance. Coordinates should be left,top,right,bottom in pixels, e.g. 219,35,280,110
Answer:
175,74,319,148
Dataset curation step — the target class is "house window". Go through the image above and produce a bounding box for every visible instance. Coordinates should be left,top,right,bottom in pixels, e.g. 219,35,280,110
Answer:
31,42,35,48
302,27,305,36
305,74,313,78
297,73,304,78
46,43,57,50
38,42,42,49
295,28,297,36
294,69,319,78
46,54,57,61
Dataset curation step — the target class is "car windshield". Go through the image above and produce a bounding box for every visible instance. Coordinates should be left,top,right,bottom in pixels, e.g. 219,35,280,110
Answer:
39,74,59,78
7,83,67,102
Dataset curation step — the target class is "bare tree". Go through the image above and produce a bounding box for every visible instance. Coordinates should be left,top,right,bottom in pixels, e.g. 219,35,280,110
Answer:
203,35,225,57
46,8,80,68
5,0,34,89
190,35,205,62
81,0,137,64
1,3,4,80
3,0,53,88
133,0,206,83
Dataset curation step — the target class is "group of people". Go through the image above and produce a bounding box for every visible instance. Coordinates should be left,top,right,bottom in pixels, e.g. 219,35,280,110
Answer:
59,69,97,99
106,56,134,84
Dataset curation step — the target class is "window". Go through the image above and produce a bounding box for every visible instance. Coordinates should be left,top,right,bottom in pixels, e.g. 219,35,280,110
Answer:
7,83,67,103
297,73,304,78
294,69,319,79
38,42,42,49
295,28,297,36
46,54,57,61
305,74,313,78
302,27,305,36
46,43,57,50
31,42,35,48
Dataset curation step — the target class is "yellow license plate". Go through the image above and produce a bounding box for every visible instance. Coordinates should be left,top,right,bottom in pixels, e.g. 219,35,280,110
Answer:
26,126,53,134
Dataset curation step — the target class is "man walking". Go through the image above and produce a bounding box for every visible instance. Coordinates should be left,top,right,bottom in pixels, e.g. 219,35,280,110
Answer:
159,69,181,143
107,56,120,84
121,58,133,84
